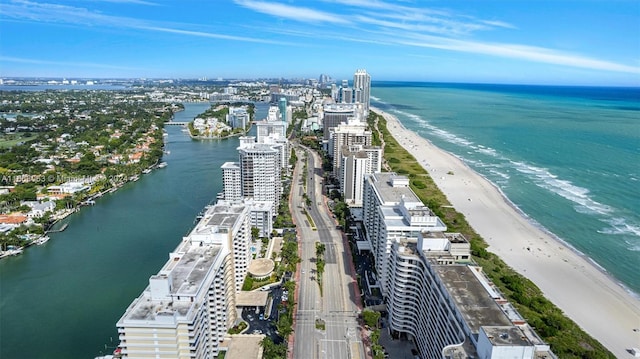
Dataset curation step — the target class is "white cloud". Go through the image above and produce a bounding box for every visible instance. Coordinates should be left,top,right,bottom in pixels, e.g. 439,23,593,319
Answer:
0,0,289,45
397,35,640,74
84,0,160,5
241,0,638,75
233,0,349,24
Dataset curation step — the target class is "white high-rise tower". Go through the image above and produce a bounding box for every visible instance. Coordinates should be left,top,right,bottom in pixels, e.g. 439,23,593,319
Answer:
353,69,371,115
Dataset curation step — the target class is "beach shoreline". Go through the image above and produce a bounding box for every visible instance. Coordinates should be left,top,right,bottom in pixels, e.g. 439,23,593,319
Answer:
372,106,640,358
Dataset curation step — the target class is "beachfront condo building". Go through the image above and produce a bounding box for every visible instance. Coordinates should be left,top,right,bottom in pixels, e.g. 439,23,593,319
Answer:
353,69,371,115
238,136,282,209
339,145,382,207
116,201,252,359
341,87,354,103
321,102,362,140
362,172,447,294
387,232,556,359
330,118,372,176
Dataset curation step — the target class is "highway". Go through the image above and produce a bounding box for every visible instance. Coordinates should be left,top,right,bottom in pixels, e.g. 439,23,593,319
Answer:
291,145,364,359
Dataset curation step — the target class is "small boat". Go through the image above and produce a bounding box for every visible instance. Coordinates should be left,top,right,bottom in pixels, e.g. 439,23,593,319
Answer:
142,168,152,174
36,236,50,245
158,162,168,168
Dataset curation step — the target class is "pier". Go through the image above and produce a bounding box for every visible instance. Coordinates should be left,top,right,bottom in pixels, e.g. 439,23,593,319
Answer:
46,223,68,233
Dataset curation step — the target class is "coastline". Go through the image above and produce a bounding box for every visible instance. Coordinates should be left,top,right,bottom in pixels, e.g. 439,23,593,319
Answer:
372,107,640,358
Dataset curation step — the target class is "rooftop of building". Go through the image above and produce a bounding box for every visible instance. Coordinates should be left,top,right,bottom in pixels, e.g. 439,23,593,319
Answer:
369,172,421,205
221,161,240,169
220,334,265,359
238,143,280,154
248,258,275,278
235,291,269,307
482,326,533,346
323,103,358,112
121,241,224,323
434,265,512,334
119,202,247,325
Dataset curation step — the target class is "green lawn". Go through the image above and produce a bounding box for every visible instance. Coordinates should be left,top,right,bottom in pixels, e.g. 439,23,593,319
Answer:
0,133,39,148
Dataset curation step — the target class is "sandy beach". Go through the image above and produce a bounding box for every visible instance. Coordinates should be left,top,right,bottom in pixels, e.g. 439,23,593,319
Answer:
373,107,640,358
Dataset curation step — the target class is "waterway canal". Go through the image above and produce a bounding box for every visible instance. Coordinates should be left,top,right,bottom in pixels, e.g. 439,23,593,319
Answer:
0,102,266,358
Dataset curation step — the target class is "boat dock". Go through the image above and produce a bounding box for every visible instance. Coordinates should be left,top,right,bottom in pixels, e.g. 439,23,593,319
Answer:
46,223,68,234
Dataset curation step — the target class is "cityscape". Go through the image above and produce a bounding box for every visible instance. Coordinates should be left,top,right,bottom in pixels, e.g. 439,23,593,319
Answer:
2,0,639,358
4,68,637,359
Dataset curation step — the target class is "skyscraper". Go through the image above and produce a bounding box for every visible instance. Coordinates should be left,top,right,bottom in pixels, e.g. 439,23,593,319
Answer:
353,69,371,115
238,136,282,209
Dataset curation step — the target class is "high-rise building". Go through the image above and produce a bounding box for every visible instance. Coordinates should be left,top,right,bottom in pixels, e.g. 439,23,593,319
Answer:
116,201,251,358
321,103,361,140
387,233,555,359
238,136,282,209
339,145,382,207
353,69,371,115
340,87,353,104
278,98,288,124
361,171,555,359
330,118,372,175
221,162,242,201
226,107,249,130
362,172,447,293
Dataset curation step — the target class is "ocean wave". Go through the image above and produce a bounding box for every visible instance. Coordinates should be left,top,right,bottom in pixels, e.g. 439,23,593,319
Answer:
510,161,613,215
598,217,640,238
393,109,477,148
488,168,511,180
476,146,500,157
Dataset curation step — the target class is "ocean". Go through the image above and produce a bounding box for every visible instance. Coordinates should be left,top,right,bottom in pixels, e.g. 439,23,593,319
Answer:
370,82,640,296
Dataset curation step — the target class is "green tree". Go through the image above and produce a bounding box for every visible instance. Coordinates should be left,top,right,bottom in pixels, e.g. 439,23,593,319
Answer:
251,227,260,241
362,309,381,329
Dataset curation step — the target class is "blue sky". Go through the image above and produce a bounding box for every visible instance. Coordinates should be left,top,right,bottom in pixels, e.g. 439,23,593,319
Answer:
0,0,639,85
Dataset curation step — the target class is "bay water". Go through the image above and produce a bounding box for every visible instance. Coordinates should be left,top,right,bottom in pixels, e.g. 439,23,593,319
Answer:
0,102,266,358
371,82,640,296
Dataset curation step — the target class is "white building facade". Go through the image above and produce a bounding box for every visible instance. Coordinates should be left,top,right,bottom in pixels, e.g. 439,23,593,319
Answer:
116,202,252,358
340,145,382,207
387,233,554,359
238,136,282,209
362,172,447,294
353,69,371,115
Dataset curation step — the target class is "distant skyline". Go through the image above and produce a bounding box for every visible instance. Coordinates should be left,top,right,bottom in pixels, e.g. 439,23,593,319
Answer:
0,0,639,86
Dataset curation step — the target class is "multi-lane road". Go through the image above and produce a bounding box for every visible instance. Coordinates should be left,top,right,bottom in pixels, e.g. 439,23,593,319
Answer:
291,145,365,359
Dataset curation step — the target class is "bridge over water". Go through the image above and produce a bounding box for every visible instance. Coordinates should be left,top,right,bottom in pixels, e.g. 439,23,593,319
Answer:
164,121,189,126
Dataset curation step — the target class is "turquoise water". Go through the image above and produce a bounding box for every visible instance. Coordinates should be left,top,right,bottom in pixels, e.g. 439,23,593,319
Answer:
371,82,640,296
0,102,267,359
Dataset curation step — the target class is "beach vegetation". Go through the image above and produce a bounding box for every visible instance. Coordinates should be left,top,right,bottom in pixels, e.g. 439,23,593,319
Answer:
371,110,615,359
